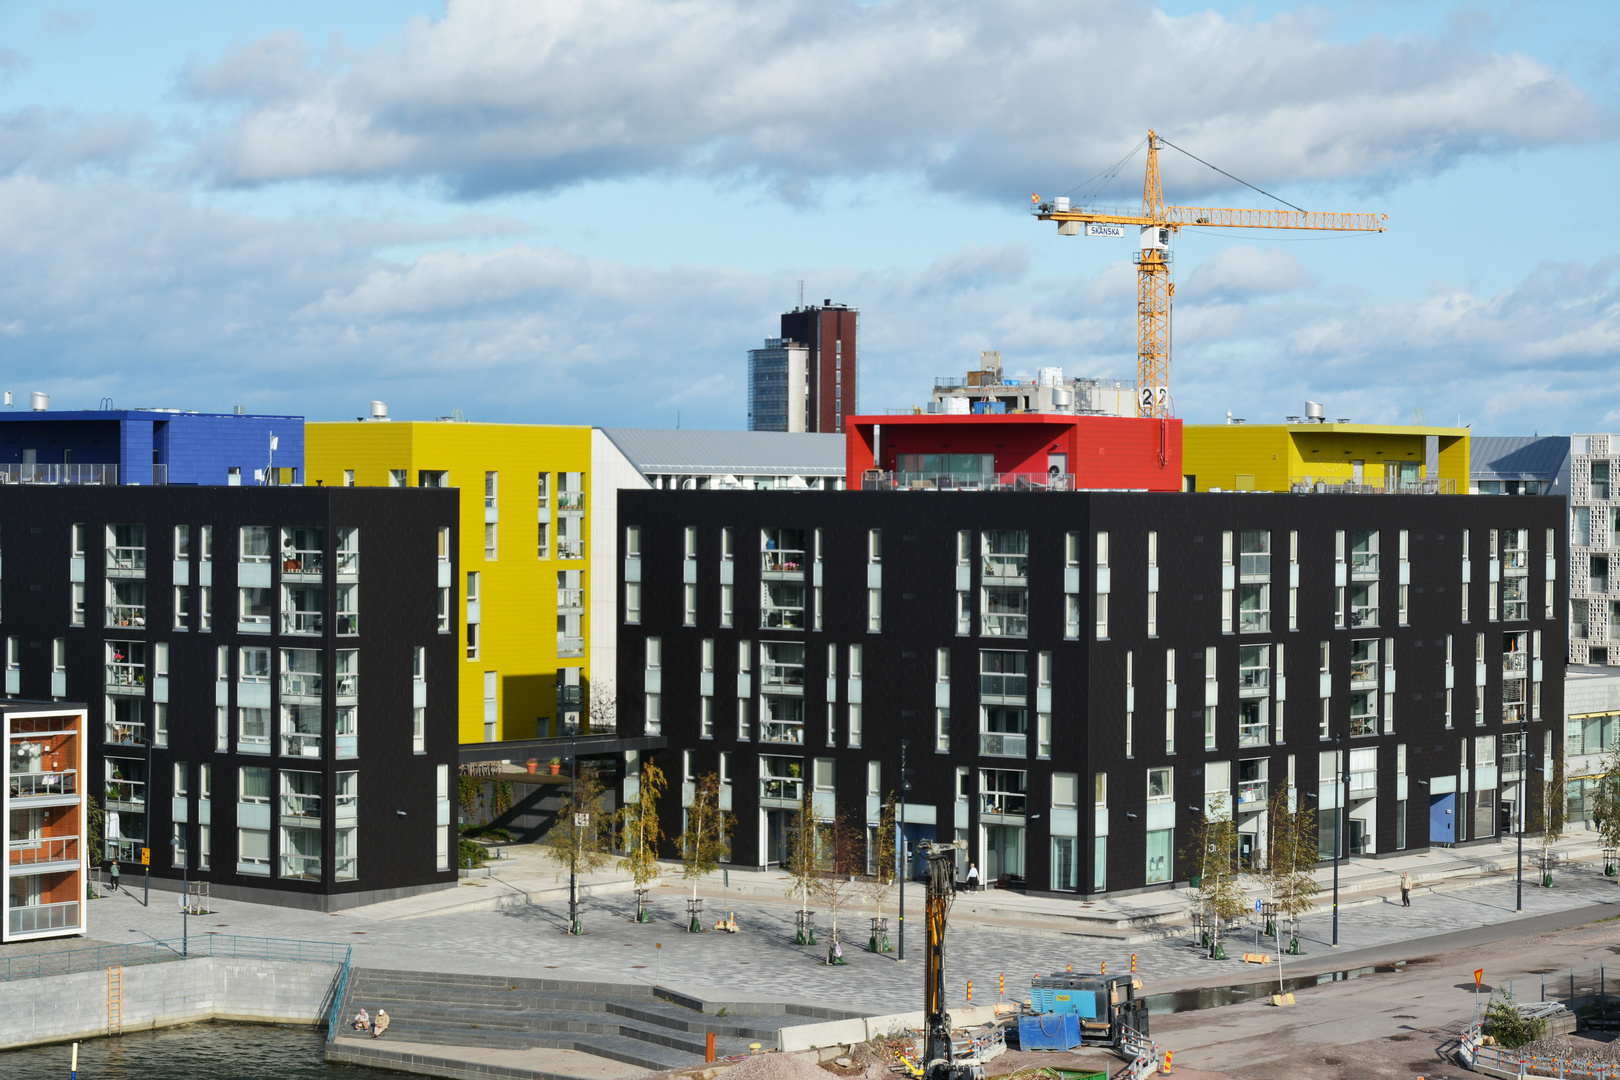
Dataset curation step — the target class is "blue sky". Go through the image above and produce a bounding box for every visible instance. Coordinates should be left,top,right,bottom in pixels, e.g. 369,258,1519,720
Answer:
0,0,1616,432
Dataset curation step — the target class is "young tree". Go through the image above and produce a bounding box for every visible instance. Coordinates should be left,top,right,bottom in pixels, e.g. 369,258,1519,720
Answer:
1540,750,1567,887
680,772,734,932
1591,734,1620,875
1260,785,1319,953
864,794,898,952
543,764,613,934
1181,791,1245,958
783,786,821,944
814,803,866,965
616,760,666,923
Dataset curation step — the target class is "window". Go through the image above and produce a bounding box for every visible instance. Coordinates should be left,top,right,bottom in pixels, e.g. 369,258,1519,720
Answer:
700,697,715,739
436,764,451,871
1148,767,1172,800
1238,530,1270,633
239,526,271,563
173,586,190,630
484,522,498,561
722,527,734,561
199,586,212,631
1096,531,1110,639
437,586,451,632
1147,530,1159,637
868,529,882,563
867,588,881,632
721,584,734,628
684,583,697,626
389,469,407,487
341,469,354,487
71,582,85,625
936,707,951,752
848,704,862,748
238,587,271,629
153,703,169,748
737,698,751,741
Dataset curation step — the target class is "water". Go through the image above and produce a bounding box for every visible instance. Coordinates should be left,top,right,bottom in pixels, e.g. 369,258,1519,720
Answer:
1143,960,1411,1014
0,1023,391,1079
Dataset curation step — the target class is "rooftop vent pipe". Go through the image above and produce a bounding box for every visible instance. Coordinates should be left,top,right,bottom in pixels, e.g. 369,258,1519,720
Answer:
30,392,48,411
233,405,246,415
1305,400,1324,423
370,401,389,420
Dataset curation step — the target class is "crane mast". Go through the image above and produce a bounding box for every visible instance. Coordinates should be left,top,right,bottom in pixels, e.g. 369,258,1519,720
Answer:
1034,130,1387,419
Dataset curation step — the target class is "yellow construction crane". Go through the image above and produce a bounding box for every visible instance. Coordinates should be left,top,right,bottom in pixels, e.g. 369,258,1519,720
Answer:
1033,130,1387,418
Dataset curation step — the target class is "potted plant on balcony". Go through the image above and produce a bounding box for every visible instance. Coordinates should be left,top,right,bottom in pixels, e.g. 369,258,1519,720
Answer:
526,758,540,775
549,757,562,776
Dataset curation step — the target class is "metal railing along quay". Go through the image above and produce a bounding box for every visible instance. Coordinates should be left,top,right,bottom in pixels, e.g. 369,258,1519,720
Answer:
0,934,351,983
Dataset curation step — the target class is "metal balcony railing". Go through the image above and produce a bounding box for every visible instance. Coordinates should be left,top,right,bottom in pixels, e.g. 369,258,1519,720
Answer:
1349,660,1379,686
761,664,805,689
1238,610,1271,633
1503,652,1529,674
979,732,1027,758
982,614,1029,637
103,779,144,810
104,721,145,747
1238,724,1268,748
864,471,1076,492
762,607,806,629
105,604,146,628
282,672,322,698
557,539,584,559
1350,551,1380,575
9,901,78,935
1349,606,1379,628
280,855,321,880
0,463,117,485
105,547,146,575
983,554,1028,580
1237,669,1270,694
280,793,323,819
761,550,806,575
105,663,145,691
281,550,323,577
9,836,79,866
10,770,76,798
281,732,322,759
1288,476,1456,495
557,492,585,510
1237,782,1268,806
1349,715,1378,737
557,588,585,609
980,673,1028,699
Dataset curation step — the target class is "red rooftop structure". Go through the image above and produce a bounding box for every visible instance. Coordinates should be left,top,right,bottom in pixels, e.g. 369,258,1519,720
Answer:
847,414,1182,491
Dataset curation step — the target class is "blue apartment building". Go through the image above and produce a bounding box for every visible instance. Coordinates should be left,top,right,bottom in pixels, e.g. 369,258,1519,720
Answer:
0,407,303,486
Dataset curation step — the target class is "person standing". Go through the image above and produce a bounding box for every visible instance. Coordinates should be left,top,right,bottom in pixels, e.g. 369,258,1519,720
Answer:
1399,870,1412,907
966,862,980,892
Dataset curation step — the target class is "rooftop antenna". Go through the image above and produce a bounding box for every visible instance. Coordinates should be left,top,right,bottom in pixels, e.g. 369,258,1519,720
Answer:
797,280,804,308
676,410,681,430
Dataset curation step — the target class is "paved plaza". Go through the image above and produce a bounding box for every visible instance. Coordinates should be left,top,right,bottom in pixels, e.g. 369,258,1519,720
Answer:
52,832,1620,1017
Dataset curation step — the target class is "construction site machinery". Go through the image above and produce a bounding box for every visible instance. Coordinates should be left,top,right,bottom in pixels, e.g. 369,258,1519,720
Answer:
921,840,981,1080
1033,129,1386,418
1020,971,1148,1052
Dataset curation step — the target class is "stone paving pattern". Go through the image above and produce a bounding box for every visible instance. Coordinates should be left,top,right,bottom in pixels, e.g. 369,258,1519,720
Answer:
45,833,1620,1017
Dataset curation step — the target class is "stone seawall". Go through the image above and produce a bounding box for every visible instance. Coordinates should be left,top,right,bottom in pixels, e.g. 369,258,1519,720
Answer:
0,957,341,1050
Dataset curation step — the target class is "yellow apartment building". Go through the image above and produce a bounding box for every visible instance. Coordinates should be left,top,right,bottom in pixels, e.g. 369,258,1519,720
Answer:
306,419,594,746
1182,421,1471,494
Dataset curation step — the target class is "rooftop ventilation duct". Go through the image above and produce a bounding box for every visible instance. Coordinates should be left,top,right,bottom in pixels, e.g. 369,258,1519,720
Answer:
1305,401,1324,423
30,392,48,411
370,401,389,420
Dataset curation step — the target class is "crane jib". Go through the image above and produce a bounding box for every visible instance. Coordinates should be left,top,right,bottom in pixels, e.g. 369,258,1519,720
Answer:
1035,207,1387,232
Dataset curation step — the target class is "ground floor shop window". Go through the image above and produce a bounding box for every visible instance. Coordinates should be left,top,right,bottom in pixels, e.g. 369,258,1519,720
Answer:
1145,828,1172,884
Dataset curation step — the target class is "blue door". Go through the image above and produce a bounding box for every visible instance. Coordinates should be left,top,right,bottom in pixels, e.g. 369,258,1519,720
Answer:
900,823,937,880
1430,793,1456,844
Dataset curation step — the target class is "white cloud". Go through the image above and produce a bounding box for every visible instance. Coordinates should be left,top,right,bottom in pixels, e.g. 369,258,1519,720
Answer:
179,0,1609,200
1185,245,1307,298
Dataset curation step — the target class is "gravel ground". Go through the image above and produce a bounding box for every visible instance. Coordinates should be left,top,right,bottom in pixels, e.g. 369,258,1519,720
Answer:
1517,1032,1620,1065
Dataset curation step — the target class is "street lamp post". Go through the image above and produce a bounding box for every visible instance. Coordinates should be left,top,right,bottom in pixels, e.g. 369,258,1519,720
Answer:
1516,713,1527,913
1334,732,1346,947
567,722,582,935
897,739,907,964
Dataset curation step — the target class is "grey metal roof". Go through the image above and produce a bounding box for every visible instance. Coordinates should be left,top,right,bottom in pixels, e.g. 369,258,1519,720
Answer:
599,428,846,477
1470,435,1569,480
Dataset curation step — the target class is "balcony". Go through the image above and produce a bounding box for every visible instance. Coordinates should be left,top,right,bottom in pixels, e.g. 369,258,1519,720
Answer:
558,588,585,610
1349,660,1379,687
980,673,1028,700
983,554,1028,582
760,721,805,746
9,770,77,799
1503,550,1530,571
762,607,806,630
1349,770,1378,799
558,539,585,560
1288,476,1456,495
104,721,145,747
282,672,323,699
761,550,806,579
107,837,145,862
281,731,322,758
1237,668,1270,696
557,635,584,657
10,836,79,868
334,612,358,635
281,550,324,578
979,791,1027,816
1237,724,1268,748
760,665,805,691
1238,609,1271,634
280,855,322,880
1237,781,1269,807
106,547,146,577
281,793,323,820
982,613,1029,638
0,463,116,485
863,471,1075,493
1593,573,1609,595
979,732,1027,758
105,663,145,693
558,491,585,511
1350,551,1380,578
1349,605,1379,628
557,684,583,706
761,776,803,802
282,611,323,635
9,901,79,935
105,604,146,629
1239,554,1271,579
1502,652,1528,674
1349,715,1378,737
335,673,358,700
103,779,145,812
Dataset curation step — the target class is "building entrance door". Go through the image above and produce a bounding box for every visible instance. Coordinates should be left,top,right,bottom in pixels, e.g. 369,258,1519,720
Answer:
1429,793,1456,844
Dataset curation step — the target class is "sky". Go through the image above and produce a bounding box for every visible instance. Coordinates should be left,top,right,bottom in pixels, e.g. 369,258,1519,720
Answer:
0,0,1617,433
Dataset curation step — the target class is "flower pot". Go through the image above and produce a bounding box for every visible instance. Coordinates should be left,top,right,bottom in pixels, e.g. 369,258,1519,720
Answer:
549,762,561,776
526,760,539,775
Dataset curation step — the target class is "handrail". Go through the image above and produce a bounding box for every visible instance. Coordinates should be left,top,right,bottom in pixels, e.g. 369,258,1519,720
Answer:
0,934,351,982
327,945,355,1042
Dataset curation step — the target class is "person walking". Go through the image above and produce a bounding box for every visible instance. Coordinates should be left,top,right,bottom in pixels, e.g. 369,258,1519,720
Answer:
966,862,980,892
1399,870,1412,907
109,861,119,892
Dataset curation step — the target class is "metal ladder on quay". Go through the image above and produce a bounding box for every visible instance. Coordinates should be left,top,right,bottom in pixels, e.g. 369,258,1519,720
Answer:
107,965,123,1036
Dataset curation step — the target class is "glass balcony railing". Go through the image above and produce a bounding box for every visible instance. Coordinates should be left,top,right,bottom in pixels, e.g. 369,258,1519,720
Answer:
979,791,1027,816
1349,715,1378,737
281,732,322,758
557,588,585,609
105,604,147,628
281,550,323,576
557,635,584,657
1237,781,1269,806
105,663,145,691
10,770,77,798
760,664,805,689
762,607,806,629
761,550,806,576
334,613,358,635
280,855,322,880
983,554,1028,580
103,779,145,810
282,611,323,635
280,793,323,819
104,721,145,747
1349,660,1379,686
1349,770,1378,798
1238,610,1270,633
760,776,803,801
282,672,322,698
557,492,585,511
982,614,1029,637
1350,551,1380,576
556,685,583,706
1237,669,1271,694
1238,724,1268,748
1349,605,1379,628
980,673,1028,699
106,547,146,575
1503,652,1529,674
335,794,358,822
1239,554,1271,579
760,722,805,745
557,539,585,559
334,551,359,575
9,901,78,934
10,836,79,866
979,732,1027,758
335,673,358,699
